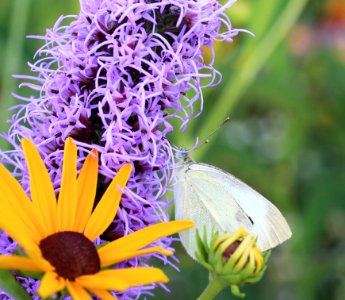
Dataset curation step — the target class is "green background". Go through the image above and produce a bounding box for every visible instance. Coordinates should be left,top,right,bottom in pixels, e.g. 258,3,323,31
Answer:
0,0,344,299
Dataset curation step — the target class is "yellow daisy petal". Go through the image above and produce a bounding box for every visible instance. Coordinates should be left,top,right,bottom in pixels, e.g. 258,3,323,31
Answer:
0,163,44,241
77,268,168,291
66,280,92,300
89,288,118,300
0,211,41,256
57,137,78,231
100,245,173,268
0,255,52,272
22,139,57,236
38,272,66,298
74,149,98,232
84,164,132,241
98,220,194,259
77,271,128,291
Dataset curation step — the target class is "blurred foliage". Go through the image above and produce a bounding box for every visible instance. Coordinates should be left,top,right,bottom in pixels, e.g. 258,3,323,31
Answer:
1,0,345,300
0,0,78,148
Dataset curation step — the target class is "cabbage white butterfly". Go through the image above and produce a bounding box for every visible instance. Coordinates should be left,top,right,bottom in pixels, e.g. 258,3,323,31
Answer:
174,152,292,259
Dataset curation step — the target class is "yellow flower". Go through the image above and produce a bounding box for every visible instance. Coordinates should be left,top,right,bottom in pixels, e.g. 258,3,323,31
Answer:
0,138,193,299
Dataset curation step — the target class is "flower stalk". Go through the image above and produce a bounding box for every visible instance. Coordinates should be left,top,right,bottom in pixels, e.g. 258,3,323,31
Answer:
197,273,227,300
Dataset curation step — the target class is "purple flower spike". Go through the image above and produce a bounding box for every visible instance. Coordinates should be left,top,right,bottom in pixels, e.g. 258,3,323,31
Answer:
1,0,239,298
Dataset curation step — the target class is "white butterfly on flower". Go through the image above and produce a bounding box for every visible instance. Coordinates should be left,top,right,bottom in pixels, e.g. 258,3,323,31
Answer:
174,150,292,259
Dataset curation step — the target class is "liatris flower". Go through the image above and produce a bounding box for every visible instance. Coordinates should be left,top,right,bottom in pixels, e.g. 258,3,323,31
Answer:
1,0,239,297
0,137,193,299
195,227,269,299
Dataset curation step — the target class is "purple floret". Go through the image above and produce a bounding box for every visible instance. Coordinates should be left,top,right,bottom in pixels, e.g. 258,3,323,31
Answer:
0,0,238,298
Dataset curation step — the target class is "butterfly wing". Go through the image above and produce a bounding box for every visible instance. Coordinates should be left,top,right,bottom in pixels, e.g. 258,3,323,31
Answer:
174,162,292,258
174,163,254,259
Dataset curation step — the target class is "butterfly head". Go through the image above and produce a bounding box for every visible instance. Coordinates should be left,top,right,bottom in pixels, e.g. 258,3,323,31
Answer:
170,138,199,167
175,148,193,163
172,148,194,172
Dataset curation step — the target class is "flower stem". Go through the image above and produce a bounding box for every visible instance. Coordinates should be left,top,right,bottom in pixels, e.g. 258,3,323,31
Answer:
197,274,228,300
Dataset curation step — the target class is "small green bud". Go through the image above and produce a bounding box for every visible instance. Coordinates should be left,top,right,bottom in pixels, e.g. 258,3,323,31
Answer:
196,227,270,298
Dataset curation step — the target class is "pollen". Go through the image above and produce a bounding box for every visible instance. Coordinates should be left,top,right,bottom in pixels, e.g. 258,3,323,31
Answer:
39,231,100,281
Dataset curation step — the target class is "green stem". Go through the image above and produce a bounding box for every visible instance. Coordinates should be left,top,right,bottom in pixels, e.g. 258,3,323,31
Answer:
0,270,31,300
197,274,227,300
189,0,309,161
0,0,31,150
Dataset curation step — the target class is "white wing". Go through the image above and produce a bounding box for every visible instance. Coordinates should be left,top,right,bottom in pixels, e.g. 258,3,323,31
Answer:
174,163,253,258
174,162,292,258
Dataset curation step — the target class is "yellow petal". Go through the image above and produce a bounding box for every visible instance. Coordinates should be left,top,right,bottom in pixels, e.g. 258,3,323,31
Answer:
66,280,92,300
249,250,256,273
0,255,52,272
0,210,41,257
38,272,66,298
77,271,128,291
233,235,252,265
98,220,194,259
216,227,247,250
74,150,98,232
77,268,168,291
254,249,264,272
100,245,173,268
22,139,57,236
57,137,78,231
84,164,132,241
89,288,118,300
0,163,44,241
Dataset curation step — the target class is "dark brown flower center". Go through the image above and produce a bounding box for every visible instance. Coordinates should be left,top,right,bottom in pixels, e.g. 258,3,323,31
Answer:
39,231,100,281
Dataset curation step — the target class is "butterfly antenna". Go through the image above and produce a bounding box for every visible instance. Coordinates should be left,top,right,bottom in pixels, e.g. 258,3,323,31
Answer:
198,117,230,146
169,117,230,159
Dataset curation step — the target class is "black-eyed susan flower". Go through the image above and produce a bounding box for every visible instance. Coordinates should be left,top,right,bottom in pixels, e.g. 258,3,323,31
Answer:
0,137,194,299
195,227,269,299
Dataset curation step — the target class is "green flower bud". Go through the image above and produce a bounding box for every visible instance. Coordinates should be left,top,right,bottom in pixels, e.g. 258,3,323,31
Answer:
195,227,270,298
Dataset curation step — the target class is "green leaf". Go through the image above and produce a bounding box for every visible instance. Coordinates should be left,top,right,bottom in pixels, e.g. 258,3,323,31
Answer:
0,270,32,300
